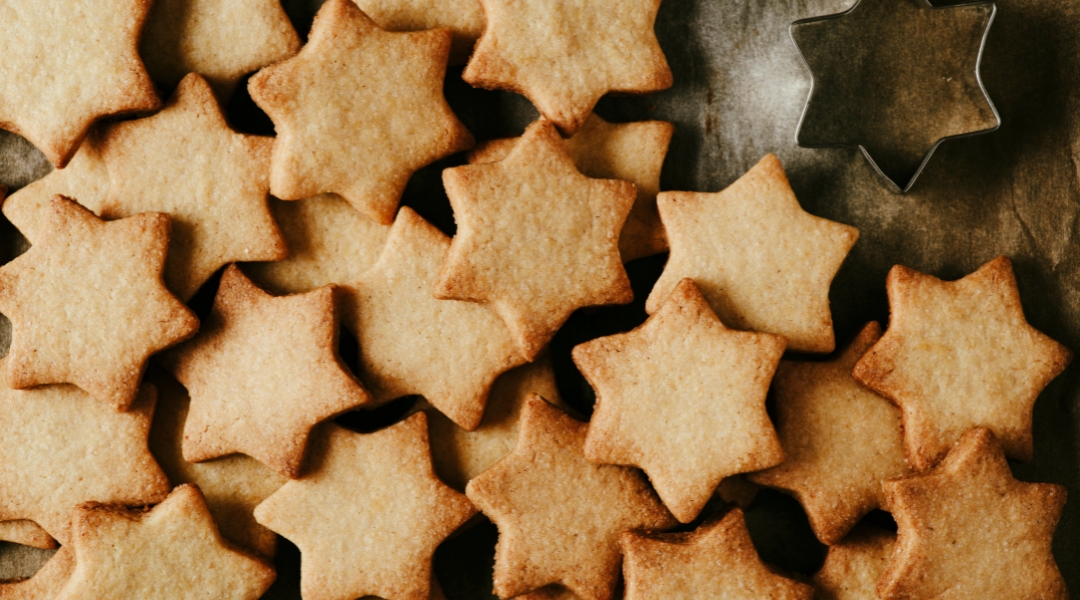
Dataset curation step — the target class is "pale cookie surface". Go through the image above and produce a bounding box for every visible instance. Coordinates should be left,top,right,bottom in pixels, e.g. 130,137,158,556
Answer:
749,322,910,544
249,0,474,224
0,197,198,409
141,0,301,98
0,521,55,550
468,114,674,262
100,73,286,300
168,265,370,478
575,278,785,523
0,0,159,167
436,120,635,360
0,383,170,545
465,396,676,600
55,485,276,600
245,194,391,295
646,153,859,353
464,0,671,134
343,207,525,430
853,256,1072,470
353,0,483,63
0,546,74,600
879,427,1066,599
812,524,895,600
254,415,477,600
621,508,814,600
147,370,288,559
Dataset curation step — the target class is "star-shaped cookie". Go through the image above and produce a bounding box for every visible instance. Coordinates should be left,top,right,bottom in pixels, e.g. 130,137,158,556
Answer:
879,427,1066,599
99,73,286,300
0,546,75,599
254,415,477,600
0,196,198,409
621,508,814,600
140,0,301,98
353,0,484,63
248,0,474,224
435,120,636,359
54,485,276,600
343,207,525,430
168,264,371,478
575,278,785,523
466,395,676,600
463,0,671,135
852,256,1072,470
646,153,859,353
811,523,895,600
0,0,160,167
468,114,674,262
0,520,55,549
749,322,910,544
0,383,170,545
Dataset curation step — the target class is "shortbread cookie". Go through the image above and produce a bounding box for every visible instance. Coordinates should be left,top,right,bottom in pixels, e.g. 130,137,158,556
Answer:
0,383,170,545
249,0,474,224
621,508,814,600
469,114,674,262
254,415,477,600
168,265,370,478
55,485,276,600
0,521,55,550
343,207,525,430
100,73,286,299
244,194,391,294
0,0,159,167
0,546,74,599
148,370,288,558
749,322,910,544
812,524,895,600
353,0,484,63
436,120,636,359
880,427,1066,599
466,396,676,600
853,257,1072,470
141,0,301,98
575,278,785,523
646,154,859,353
464,0,671,134
0,197,198,409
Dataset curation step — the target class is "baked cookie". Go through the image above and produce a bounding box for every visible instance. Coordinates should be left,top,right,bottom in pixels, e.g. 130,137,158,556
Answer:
466,395,676,600
464,0,671,134
436,120,636,359
249,0,474,224
646,154,859,353
575,278,786,523
0,521,55,550
0,546,74,599
353,0,484,63
853,256,1072,469
812,524,895,600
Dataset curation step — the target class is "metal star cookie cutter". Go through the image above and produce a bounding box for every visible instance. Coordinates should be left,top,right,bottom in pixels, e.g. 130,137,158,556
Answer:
790,0,1000,192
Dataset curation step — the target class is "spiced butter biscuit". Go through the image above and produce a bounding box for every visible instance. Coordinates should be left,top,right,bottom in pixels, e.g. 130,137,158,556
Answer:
249,0,473,224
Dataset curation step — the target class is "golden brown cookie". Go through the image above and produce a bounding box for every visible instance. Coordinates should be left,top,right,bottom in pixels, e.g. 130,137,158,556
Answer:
811,523,895,600
168,264,370,478
0,0,159,167
0,196,198,409
853,257,1072,470
140,0,301,98
254,414,477,600
575,278,785,523
100,73,287,300
749,322,910,545
343,207,525,430
244,194,391,295
0,383,170,545
646,154,859,353
436,120,636,360
621,508,814,600
468,114,674,262
55,485,276,600
353,0,483,63
879,427,1066,599
0,521,55,550
466,395,676,600
0,546,74,599
147,370,288,559
463,0,671,135
249,0,474,224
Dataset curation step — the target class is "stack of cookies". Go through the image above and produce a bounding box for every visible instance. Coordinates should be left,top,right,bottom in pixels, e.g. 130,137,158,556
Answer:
0,0,1070,599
